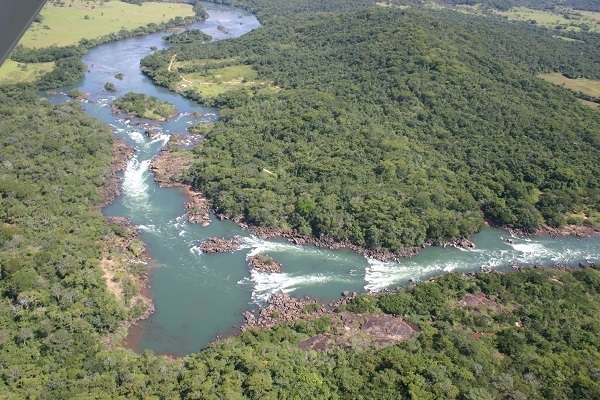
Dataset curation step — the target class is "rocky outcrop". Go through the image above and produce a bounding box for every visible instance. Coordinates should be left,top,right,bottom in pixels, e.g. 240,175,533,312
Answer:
298,312,419,351
149,149,212,226
239,225,422,262
537,223,600,238
242,293,327,330
242,292,418,351
185,190,211,226
248,254,282,273
101,139,134,208
200,236,241,253
442,237,476,249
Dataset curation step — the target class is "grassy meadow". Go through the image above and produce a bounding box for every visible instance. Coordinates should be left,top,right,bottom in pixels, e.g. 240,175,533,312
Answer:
175,59,274,97
496,7,600,33
0,60,55,84
21,0,194,48
538,72,600,93
538,72,600,108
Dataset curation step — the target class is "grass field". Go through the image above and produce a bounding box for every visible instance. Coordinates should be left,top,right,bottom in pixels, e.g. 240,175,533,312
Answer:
175,60,274,97
21,0,194,48
538,73,600,97
496,7,600,33
0,60,55,84
538,73,600,109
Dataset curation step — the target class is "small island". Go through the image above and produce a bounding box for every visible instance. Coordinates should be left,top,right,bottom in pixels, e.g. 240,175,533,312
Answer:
164,29,212,44
112,92,177,121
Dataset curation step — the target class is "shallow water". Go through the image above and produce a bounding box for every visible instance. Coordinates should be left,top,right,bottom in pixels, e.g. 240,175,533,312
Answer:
45,2,600,356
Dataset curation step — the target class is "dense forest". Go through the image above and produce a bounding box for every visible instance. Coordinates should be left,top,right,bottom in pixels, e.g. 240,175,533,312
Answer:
443,0,600,12
141,5,600,251
1,0,599,398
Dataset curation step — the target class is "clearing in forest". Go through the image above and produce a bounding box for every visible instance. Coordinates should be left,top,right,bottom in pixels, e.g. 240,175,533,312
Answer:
0,60,54,83
496,7,600,33
175,59,274,97
538,73,600,108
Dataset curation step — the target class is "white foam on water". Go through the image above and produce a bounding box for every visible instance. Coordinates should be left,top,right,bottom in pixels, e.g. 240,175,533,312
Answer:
179,230,186,237
170,214,188,230
443,261,461,272
97,97,116,107
364,258,441,293
240,236,309,257
122,158,151,203
189,245,203,256
241,270,338,303
471,248,513,268
150,133,171,146
170,113,185,122
509,242,558,264
138,224,159,233
129,130,146,144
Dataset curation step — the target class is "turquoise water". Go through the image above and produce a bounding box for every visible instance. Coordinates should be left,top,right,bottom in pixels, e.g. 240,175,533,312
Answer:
44,2,600,356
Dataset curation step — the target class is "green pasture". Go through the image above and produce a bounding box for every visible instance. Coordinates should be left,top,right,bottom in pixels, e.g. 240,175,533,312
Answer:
497,7,600,33
21,0,194,48
538,72,600,109
538,72,600,97
0,60,55,83
176,62,272,97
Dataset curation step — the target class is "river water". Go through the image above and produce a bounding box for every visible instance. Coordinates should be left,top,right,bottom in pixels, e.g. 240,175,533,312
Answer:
44,2,600,356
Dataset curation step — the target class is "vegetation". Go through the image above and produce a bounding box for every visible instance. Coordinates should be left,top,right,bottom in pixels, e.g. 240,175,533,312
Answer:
495,6,600,33
104,81,117,92
0,83,131,397
164,29,212,44
1,0,208,88
142,5,600,251
18,0,195,48
0,60,55,84
538,72,600,105
175,60,273,97
429,0,600,13
0,0,599,398
113,92,176,120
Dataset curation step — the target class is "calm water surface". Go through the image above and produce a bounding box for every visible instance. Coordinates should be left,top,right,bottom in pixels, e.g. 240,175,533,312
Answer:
45,2,600,356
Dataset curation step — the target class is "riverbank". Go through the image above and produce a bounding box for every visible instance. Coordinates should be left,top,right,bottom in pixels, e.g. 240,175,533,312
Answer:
100,217,156,349
533,223,600,238
148,148,599,264
100,141,156,348
241,261,597,352
150,147,212,226
100,138,134,208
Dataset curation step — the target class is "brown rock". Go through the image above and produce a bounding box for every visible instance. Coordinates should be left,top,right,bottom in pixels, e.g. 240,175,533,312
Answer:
248,254,282,273
200,237,241,253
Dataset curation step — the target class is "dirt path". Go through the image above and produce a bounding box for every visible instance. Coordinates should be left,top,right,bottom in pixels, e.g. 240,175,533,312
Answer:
167,53,177,72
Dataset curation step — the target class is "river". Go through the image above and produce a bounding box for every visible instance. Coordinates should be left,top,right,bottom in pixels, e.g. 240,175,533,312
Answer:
44,2,600,357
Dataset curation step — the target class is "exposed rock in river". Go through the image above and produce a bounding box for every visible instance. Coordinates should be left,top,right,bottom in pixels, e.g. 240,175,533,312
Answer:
101,139,134,208
200,236,241,253
248,254,282,273
149,149,211,226
240,225,421,262
442,237,476,249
